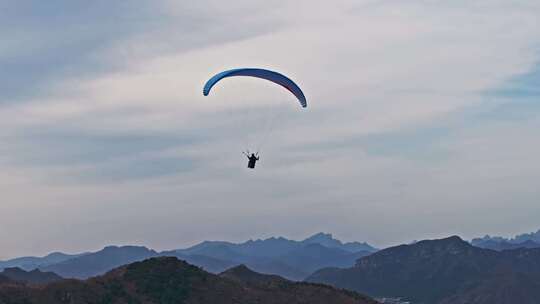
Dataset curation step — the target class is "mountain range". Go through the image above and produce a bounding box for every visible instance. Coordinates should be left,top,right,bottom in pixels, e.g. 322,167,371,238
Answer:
164,232,376,280
0,252,87,271
1,233,377,281
471,230,540,251
307,236,540,304
0,257,378,304
3,230,540,303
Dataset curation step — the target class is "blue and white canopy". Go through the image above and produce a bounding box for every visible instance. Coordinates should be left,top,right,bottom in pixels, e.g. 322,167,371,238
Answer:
203,68,307,108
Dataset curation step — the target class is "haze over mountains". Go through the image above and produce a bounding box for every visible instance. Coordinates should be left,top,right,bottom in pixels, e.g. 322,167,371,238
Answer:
0,233,377,281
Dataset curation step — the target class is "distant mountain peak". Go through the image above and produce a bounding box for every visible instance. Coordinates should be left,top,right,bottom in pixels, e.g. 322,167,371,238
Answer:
353,236,476,269
414,235,467,245
471,228,540,248
248,236,289,243
303,232,335,242
431,235,468,246
408,236,472,253
45,252,66,258
40,245,158,279
303,232,377,253
302,233,346,250
446,235,464,241
103,245,151,250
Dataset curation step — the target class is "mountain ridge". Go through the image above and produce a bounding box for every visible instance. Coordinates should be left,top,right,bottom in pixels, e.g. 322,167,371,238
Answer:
3,233,376,281
471,229,540,251
307,236,540,304
0,252,87,271
0,267,63,284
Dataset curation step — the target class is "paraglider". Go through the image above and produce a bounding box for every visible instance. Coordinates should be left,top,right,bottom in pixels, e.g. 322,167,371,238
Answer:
203,68,307,108
203,68,306,169
243,151,260,169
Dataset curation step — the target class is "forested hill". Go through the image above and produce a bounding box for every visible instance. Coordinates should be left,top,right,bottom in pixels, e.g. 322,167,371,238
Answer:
0,257,378,304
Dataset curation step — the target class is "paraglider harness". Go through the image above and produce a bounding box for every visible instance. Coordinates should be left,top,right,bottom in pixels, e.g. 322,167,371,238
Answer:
243,151,260,169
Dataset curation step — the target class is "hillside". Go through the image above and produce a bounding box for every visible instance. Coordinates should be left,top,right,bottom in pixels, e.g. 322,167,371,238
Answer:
40,246,158,279
220,264,378,304
0,257,378,304
0,275,11,285
0,268,62,284
307,236,540,304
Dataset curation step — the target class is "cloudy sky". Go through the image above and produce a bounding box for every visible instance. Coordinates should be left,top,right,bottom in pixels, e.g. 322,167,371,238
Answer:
1,0,540,259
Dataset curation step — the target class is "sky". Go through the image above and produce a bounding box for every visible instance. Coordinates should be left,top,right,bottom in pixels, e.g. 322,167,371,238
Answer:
1,0,540,259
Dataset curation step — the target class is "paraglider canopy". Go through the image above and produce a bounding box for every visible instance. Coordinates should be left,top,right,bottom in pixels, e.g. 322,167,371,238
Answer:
203,68,307,108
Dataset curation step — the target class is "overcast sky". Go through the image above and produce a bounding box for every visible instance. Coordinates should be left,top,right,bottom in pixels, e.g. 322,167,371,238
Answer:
1,0,540,259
